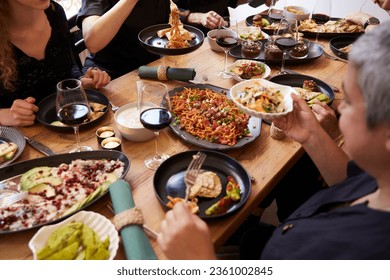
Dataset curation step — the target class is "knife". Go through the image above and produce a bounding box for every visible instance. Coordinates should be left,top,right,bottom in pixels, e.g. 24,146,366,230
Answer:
187,80,229,92
24,136,56,156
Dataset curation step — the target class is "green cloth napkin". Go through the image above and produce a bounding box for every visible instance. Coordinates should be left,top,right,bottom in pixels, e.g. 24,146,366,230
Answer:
138,66,196,81
109,179,157,260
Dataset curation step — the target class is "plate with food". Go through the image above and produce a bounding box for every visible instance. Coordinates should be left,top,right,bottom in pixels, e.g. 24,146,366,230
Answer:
29,211,119,260
229,41,323,65
0,126,26,168
167,84,261,151
138,23,204,56
36,89,109,131
226,60,271,82
0,150,130,233
269,74,334,105
298,18,364,38
153,150,251,219
245,13,282,35
230,78,295,121
329,36,357,60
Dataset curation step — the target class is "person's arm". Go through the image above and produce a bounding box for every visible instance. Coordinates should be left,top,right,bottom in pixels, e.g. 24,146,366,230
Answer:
158,202,216,260
346,11,380,32
185,11,223,29
272,94,349,186
0,97,38,127
81,0,138,54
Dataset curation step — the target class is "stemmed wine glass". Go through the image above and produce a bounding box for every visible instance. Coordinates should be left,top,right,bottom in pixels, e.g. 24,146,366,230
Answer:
56,79,93,153
140,83,172,170
274,18,298,75
311,0,332,43
215,16,238,79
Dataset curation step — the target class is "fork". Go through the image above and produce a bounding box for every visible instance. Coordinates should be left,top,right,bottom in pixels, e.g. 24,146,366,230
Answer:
0,191,28,207
184,151,207,202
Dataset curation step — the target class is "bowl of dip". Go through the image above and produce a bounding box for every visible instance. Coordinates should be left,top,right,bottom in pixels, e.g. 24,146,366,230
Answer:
114,102,156,142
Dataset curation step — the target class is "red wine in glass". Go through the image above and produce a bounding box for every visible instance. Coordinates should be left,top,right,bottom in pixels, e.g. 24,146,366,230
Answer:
216,36,239,51
140,107,172,170
140,108,172,130
312,13,331,24
57,104,90,126
275,37,298,51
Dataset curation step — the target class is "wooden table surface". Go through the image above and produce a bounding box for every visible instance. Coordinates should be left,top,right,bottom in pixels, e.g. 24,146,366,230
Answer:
0,32,346,260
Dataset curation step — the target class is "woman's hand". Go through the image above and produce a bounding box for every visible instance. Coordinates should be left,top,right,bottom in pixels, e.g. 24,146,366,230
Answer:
188,11,223,30
272,94,322,145
81,67,111,89
0,97,38,127
345,11,371,26
158,202,216,260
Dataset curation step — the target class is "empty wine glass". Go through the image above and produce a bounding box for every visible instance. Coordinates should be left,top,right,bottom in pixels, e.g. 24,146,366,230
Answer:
215,16,238,79
56,78,92,153
274,18,298,75
311,0,331,23
140,83,172,170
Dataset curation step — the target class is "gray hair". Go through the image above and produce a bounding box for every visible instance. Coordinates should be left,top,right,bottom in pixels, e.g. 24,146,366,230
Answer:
348,22,390,128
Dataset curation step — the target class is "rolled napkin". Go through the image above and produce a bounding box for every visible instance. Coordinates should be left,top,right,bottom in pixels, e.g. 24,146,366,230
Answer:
138,65,196,81
109,179,157,260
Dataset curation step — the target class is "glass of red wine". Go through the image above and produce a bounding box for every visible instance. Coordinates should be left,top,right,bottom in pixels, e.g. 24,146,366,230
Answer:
274,18,298,75
140,83,172,170
215,16,238,79
56,79,92,153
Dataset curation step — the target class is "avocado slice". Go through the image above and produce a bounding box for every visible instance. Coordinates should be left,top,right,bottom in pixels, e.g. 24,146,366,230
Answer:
20,166,62,191
84,186,102,205
29,183,56,198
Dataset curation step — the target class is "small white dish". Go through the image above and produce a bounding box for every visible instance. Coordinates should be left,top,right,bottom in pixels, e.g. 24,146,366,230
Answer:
29,211,119,260
226,60,271,82
230,78,296,121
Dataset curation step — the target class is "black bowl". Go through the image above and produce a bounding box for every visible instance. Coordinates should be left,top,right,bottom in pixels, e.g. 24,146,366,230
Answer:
329,36,358,60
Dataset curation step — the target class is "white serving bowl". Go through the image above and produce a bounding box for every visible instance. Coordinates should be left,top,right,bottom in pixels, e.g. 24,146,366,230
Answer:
283,6,310,22
230,78,296,121
114,101,156,142
226,59,271,82
207,29,237,52
29,211,119,260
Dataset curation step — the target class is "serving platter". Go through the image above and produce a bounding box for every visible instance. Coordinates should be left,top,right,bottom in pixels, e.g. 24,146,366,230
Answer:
269,73,334,104
0,126,26,168
138,24,204,56
167,84,262,151
0,150,130,234
153,150,251,219
229,41,323,65
36,89,109,131
329,36,357,60
298,18,364,39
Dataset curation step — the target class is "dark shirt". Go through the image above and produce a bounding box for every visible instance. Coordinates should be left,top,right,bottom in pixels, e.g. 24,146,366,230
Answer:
0,1,82,109
77,0,170,79
261,162,390,259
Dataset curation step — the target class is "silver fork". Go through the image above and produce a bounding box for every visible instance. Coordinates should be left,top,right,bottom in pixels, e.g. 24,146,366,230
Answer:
184,152,207,201
323,50,348,63
0,191,28,208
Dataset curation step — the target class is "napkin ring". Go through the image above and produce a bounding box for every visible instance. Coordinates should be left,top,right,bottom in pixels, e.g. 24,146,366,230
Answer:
112,207,144,231
157,66,169,81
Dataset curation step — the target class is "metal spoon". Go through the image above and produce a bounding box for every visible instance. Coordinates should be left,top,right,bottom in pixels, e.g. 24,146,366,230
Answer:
110,102,119,112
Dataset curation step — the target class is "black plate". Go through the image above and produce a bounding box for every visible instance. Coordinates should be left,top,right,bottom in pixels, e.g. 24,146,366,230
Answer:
36,88,109,131
153,150,251,219
167,84,261,150
0,127,26,168
246,14,281,35
269,74,334,104
329,36,357,60
138,24,204,56
299,17,364,39
0,150,130,234
229,41,323,65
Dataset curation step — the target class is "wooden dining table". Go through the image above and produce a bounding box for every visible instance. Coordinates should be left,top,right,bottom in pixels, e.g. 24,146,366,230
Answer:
0,28,347,260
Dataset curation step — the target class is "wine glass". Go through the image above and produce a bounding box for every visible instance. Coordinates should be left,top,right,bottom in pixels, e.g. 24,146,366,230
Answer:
56,78,93,153
311,0,331,45
274,18,298,75
215,16,238,79
140,83,172,170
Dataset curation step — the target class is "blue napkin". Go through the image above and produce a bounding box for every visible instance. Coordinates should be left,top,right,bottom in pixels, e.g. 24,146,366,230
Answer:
109,180,157,260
